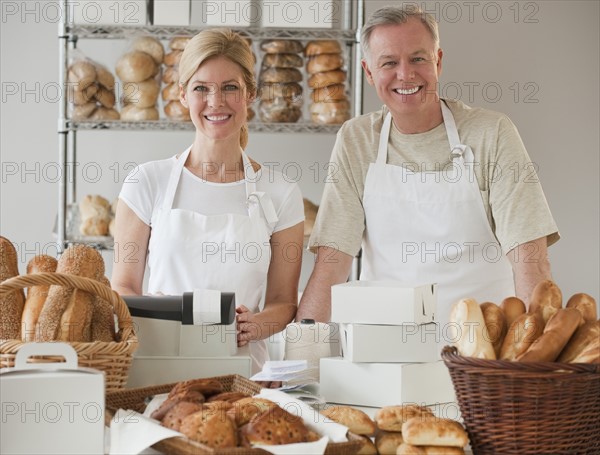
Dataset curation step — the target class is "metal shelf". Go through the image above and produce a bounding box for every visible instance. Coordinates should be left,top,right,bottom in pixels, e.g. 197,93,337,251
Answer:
68,119,343,134
67,24,357,42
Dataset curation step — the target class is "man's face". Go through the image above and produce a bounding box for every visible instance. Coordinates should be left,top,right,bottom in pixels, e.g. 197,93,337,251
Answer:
362,19,443,123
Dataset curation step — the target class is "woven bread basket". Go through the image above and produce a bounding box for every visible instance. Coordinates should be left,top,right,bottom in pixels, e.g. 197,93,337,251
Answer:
441,346,600,454
0,272,138,393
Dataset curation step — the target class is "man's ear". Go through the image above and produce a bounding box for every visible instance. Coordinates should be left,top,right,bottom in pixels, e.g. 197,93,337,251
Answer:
436,48,443,75
361,59,375,86
180,84,188,108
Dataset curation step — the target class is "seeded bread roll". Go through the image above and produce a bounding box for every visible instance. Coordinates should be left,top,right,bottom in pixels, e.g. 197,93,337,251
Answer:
0,236,25,340
557,320,600,363
161,402,203,431
566,293,597,323
227,397,278,427
242,406,309,445
499,311,544,360
449,298,496,359
21,255,58,342
132,36,164,65
35,244,104,342
180,408,238,448
528,280,562,324
500,296,526,328
116,51,157,83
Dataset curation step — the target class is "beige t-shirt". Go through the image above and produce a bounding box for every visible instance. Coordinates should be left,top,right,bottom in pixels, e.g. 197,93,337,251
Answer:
309,99,559,257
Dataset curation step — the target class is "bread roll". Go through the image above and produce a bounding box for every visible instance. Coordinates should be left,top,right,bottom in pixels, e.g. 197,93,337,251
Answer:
116,51,157,83
307,53,344,74
89,107,120,121
0,236,25,340
528,280,562,324
162,66,179,84
305,40,342,56
449,298,496,359
226,397,277,427
374,405,434,432
517,308,582,362
132,36,164,65
260,39,303,54
169,36,191,50
259,67,303,83
91,276,115,342
21,255,58,342
312,110,351,125
120,104,159,121
94,86,116,108
397,443,465,455
499,311,544,360
259,101,301,123
164,100,190,121
566,293,597,323
122,78,160,109
308,70,347,89
68,60,96,88
375,431,404,455
480,302,507,357
500,296,526,328
71,83,98,106
164,49,183,67
161,402,203,431
80,194,111,219
95,64,115,90
259,82,303,101
557,320,600,363
71,102,97,120
35,244,104,342
311,84,347,103
180,408,238,448
309,99,351,115
161,82,180,102
261,52,303,68
242,406,308,445
320,405,376,436
402,417,468,447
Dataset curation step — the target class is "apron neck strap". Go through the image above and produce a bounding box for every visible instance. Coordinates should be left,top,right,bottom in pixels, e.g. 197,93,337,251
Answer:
241,150,257,199
163,145,192,210
376,112,393,165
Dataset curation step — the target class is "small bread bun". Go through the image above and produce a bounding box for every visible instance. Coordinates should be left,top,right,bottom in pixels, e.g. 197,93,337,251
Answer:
320,405,376,436
308,70,347,89
116,51,157,83
162,82,181,102
164,100,190,121
449,298,496,359
260,39,303,54
122,78,160,108
71,84,98,106
259,67,303,83
375,405,434,432
259,82,303,101
80,216,110,236
261,53,303,68
566,293,597,322
121,104,159,121
89,107,120,121
557,320,600,363
517,308,582,362
307,53,344,74
132,36,164,65
311,84,347,103
528,280,562,324
259,101,301,123
94,86,116,108
169,36,191,50
305,40,342,56
309,99,350,115
162,66,180,84
480,302,507,358
68,60,97,87
499,311,544,360
80,194,111,219
164,49,183,67
402,417,468,448
500,296,526,329
71,102,97,120
95,64,115,90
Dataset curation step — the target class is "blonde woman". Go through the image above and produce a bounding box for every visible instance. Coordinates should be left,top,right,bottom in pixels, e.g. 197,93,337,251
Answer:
112,29,304,374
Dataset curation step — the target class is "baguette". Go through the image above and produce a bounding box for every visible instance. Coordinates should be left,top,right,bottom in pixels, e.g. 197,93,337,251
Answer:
402,417,468,447
480,302,507,357
517,308,582,362
565,293,597,323
449,298,496,359
569,341,600,364
36,244,104,342
557,320,600,363
0,236,25,339
21,255,58,341
500,296,526,328
499,311,544,360
528,280,562,324
90,276,116,342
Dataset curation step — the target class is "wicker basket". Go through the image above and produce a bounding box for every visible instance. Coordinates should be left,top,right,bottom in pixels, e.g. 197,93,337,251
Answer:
106,374,364,455
441,346,600,455
0,272,138,393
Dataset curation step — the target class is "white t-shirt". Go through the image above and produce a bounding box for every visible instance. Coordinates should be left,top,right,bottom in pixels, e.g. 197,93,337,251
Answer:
119,155,304,234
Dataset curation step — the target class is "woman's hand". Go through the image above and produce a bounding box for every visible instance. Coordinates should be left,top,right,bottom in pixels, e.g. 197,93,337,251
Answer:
236,305,259,346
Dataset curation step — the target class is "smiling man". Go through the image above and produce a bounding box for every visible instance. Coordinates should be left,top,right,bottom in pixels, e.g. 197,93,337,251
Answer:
296,5,559,335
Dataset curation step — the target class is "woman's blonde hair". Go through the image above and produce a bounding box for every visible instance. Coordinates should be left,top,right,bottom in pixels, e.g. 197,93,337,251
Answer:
179,29,256,149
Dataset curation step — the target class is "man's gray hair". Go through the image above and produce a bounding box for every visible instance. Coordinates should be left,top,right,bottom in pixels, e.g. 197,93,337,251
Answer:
361,4,440,61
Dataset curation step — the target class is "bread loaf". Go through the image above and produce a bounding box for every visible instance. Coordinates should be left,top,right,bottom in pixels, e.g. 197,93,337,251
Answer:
169,36,191,51
311,84,347,103
308,70,347,89
320,405,376,436
397,443,465,455
120,104,160,121
71,102,97,120
449,298,496,359
260,39,303,54
402,417,468,447
21,255,58,342
90,276,116,342
180,408,238,448
374,405,434,432
122,78,160,109
164,101,190,121
569,338,600,364
375,431,404,455
517,308,582,362
95,64,115,90
259,67,303,83
68,60,97,89
480,302,507,357
71,83,98,105
557,320,600,363
164,50,183,66
227,397,277,427
499,311,544,360
161,83,180,102
307,53,344,74
241,406,308,445
528,280,562,324
132,36,164,65
259,82,303,101
162,66,179,84
35,245,104,342
500,296,526,328
566,293,597,323
0,236,25,339
161,402,203,431
116,51,157,83
305,40,342,56
94,86,116,108
89,107,120,121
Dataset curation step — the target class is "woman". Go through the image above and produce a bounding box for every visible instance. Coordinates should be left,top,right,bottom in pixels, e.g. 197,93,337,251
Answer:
112,29,304,374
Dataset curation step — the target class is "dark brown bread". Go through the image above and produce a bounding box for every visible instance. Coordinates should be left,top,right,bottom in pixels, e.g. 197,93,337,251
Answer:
0,236,25,339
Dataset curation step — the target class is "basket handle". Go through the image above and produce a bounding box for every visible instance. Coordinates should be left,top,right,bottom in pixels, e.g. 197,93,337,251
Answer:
0,272,135,341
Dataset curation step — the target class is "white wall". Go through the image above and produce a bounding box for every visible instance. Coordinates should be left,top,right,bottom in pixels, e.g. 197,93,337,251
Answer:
1,1,598,303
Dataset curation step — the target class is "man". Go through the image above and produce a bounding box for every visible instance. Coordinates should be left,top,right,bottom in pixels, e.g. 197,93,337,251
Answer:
296,5,559,331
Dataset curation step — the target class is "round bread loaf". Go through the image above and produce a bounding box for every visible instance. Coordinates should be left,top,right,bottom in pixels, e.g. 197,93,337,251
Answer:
164,49,183,67
89,107,120,121
71,102,97,120
80,194,111,219
68,60,97,88
161,82,180,102
311,83,346,103
121,104,160,121
71,83,98,106
305,40,342,56
80,217,110,236
308,70,347,89
122,78,160,109
116,51,157,83
261,52,303,68
307,53,344,74
259,67,303,83
260,39,303,54
95,64,115,90
164,101,190,121
169,36,191,50
161,402,203,432
162,66,180,84
0,236,26,340
132,36,164,65
259,82,303,101
94,85,116,108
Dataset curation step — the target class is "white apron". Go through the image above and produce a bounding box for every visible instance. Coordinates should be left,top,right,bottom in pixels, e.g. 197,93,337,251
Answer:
361,101,515,343
147,146,278,373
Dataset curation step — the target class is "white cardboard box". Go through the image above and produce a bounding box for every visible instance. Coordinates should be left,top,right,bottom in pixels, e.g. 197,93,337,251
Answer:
331,281,436,325
71,0,147,25
320,357,455,408
192,0,254,27
341,323,439,363
1,343,105,455
260,0,342,28
154,0,190,25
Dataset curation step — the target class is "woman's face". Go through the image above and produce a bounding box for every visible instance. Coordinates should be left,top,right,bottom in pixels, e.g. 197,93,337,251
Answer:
181,55,250,144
